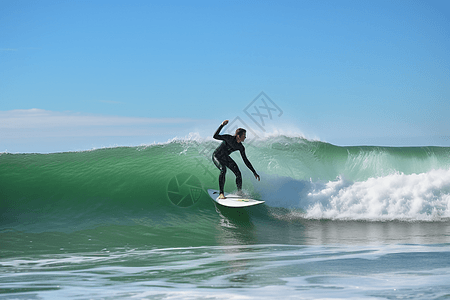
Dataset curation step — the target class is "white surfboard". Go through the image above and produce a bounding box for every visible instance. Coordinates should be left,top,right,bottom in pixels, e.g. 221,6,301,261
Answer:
207,189,265,208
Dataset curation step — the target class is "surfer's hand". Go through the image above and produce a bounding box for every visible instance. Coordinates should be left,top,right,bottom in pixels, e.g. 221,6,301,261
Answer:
254,173,260,181
222,120,229,126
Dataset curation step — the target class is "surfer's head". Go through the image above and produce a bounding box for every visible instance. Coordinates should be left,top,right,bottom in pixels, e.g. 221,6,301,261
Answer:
235,128,247,143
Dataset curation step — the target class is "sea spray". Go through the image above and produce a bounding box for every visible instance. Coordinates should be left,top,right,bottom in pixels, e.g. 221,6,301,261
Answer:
304,169,450,221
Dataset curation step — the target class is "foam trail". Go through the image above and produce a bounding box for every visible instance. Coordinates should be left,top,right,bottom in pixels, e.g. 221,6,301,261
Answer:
304,169,450,221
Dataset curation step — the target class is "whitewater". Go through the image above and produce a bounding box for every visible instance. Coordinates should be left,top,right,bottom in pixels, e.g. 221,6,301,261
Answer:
1,135,450,299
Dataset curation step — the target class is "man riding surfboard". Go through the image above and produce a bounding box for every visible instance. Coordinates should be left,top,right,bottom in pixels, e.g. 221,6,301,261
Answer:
212,120,260,199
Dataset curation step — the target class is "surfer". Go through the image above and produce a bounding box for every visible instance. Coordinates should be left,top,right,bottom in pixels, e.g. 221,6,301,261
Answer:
212,120,260,199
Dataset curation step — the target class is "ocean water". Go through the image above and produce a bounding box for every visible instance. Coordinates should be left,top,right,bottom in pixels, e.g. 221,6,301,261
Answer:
1,136,450,299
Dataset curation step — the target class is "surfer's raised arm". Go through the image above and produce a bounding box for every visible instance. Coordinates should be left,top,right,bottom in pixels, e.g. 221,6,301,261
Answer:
213,120,229,140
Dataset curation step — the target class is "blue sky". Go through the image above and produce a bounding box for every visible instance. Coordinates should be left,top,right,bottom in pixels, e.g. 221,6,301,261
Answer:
1,0,449,152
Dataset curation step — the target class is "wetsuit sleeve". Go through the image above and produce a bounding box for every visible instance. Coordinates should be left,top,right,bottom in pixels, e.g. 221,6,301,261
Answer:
213,124,226,141
240,148,257,175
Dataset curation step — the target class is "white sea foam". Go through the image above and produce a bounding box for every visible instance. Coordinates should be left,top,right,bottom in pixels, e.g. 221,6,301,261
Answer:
304,169,450,221
254,166,450,222
3,244,449,299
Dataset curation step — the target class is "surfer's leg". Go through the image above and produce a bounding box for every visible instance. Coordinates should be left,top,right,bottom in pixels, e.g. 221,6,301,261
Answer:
226,158,242,191
212,154,227,195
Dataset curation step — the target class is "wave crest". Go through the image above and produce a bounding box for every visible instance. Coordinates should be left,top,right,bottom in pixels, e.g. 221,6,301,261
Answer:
301,169,450,221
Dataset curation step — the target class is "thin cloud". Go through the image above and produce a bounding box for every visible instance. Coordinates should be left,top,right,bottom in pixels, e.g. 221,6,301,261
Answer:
0,109,196,129
0,109,213,152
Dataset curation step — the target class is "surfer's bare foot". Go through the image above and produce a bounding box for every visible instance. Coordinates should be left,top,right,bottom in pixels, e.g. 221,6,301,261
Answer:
218,193,226,199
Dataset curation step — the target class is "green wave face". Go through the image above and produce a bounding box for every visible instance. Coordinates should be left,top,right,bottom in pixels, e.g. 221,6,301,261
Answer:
1,137,450,244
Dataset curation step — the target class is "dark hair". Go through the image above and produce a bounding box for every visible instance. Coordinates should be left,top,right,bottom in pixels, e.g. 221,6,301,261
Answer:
235,128,246,137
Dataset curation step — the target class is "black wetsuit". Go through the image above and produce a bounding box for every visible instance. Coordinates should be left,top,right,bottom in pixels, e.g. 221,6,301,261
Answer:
212,124,257,194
